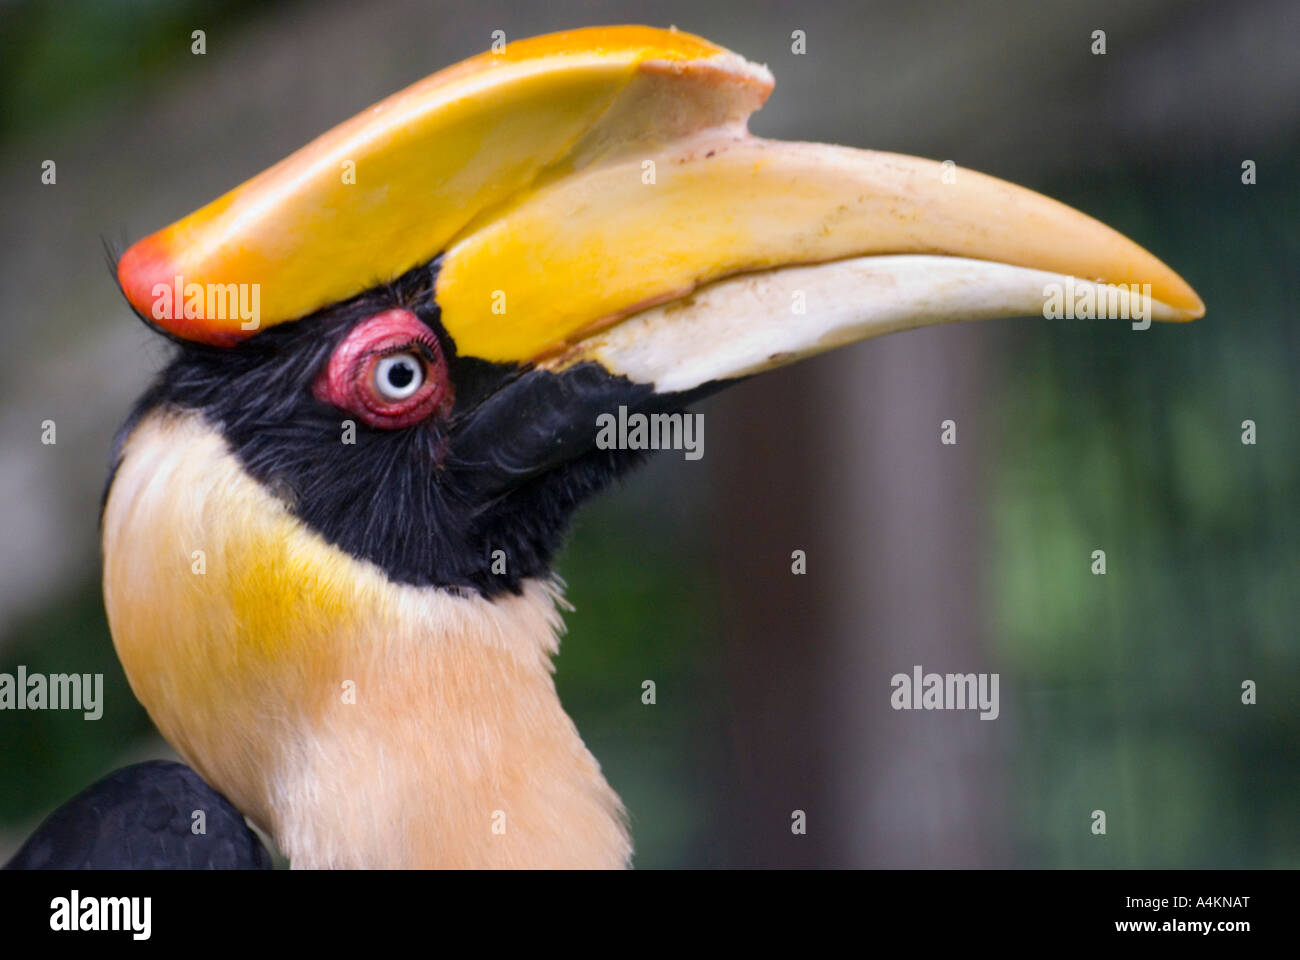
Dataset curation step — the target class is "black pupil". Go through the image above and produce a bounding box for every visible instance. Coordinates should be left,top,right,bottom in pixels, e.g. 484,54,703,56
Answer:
387,359,416,389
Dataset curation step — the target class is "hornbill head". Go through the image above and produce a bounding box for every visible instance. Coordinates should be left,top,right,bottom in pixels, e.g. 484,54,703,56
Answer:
104,26,1202,868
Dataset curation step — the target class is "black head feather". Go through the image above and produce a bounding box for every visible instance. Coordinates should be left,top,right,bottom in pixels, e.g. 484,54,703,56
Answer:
109,258,688,596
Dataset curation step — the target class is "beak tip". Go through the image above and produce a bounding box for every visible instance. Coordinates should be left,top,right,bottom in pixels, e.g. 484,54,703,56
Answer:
1170,282,1206,321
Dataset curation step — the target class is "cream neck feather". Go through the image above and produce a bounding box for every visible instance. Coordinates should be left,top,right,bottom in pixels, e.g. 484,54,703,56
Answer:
101,410,630,868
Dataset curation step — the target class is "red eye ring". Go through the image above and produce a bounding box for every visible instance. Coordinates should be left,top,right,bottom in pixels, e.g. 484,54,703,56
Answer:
313,309,453,429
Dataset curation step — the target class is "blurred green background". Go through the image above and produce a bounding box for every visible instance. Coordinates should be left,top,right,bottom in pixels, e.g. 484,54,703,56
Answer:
0,0,1296,867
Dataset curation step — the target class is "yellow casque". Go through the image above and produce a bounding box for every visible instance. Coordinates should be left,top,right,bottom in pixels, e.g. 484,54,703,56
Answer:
117,25,1201,358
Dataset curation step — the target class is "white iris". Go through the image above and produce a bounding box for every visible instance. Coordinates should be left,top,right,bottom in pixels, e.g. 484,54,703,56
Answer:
373,352,424,401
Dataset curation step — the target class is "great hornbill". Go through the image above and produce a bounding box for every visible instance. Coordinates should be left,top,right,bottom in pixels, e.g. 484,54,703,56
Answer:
8,26,1202,869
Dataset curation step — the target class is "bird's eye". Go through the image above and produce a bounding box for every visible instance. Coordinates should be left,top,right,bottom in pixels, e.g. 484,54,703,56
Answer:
374,352,425,401
312,309,453,430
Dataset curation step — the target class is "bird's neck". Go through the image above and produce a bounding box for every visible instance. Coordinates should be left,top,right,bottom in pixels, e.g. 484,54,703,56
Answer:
102,410,630,868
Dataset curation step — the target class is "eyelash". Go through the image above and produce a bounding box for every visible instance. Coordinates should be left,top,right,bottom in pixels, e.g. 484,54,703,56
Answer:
373,335,436,363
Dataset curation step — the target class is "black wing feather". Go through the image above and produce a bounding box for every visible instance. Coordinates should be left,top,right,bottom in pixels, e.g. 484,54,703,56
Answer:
5,761,271,869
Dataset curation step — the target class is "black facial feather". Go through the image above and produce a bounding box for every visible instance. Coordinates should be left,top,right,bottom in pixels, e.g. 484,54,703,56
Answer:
109,259,701,597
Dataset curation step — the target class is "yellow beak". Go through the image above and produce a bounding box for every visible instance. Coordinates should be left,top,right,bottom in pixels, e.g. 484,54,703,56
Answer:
117,25,1202,380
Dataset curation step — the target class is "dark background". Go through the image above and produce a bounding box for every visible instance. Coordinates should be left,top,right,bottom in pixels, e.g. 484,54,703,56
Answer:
1,0,1296,867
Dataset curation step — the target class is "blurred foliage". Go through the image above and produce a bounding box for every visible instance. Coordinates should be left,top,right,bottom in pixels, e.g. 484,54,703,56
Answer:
0,582,151,824
0,0,276,143
994,153,1300,867
555,487,724,868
